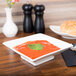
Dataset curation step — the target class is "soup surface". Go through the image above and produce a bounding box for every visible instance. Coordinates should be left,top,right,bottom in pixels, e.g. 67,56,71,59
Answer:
14,40,60,59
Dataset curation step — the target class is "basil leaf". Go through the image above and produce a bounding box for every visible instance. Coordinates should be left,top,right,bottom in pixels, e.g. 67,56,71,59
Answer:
28,44,43,50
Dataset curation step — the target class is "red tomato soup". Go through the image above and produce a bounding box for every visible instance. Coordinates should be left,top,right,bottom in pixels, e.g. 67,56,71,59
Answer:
14,40,60,59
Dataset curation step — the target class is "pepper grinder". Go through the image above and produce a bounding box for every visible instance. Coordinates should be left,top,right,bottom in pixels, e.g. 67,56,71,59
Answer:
34,5,45,33
22,4,33,33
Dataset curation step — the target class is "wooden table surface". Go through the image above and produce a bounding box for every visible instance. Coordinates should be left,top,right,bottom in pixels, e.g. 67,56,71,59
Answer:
0,28,76,76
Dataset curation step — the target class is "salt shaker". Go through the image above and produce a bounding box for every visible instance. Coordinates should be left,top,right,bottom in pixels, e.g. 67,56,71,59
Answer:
34,5,45,33
22,4,33,33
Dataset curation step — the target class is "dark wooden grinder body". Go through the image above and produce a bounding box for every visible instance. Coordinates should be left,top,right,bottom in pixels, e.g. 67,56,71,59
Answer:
22,4,33,33
34,5,45,33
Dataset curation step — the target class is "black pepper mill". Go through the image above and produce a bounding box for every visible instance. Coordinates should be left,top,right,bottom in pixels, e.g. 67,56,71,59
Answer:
34,5,45,33
22,4,33,33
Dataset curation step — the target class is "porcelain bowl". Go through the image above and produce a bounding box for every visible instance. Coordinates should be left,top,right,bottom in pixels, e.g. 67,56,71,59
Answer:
49,25,76,39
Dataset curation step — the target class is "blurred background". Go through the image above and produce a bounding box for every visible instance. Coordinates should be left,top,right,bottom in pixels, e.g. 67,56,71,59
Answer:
0,0,76,32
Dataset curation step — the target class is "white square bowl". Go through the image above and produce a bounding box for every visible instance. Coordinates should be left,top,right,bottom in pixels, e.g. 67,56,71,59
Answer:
3,34,73,66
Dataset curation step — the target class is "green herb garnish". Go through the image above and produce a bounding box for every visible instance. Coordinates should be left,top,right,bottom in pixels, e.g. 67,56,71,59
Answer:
28,44,43,50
